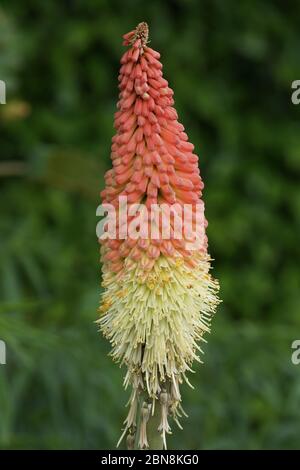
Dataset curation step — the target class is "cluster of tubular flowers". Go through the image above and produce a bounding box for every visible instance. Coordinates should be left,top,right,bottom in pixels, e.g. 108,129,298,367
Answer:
97,23,220,449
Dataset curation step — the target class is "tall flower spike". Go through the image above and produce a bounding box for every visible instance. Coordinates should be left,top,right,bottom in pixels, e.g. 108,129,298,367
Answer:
97,22,220,449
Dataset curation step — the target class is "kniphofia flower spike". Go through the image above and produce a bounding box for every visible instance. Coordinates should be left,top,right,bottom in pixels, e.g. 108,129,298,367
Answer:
97,22,220,449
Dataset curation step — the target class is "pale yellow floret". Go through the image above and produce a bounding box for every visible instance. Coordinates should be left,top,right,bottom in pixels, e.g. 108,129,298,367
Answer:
97,253,220,403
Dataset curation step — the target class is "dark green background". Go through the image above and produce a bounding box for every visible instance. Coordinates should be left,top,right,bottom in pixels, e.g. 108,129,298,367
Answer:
0,0,299,449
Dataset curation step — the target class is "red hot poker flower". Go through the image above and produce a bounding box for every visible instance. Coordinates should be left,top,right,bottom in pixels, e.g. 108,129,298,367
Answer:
98,22,220,450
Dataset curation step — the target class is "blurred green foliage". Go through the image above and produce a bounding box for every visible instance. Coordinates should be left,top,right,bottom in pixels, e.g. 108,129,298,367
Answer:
0,0,299,449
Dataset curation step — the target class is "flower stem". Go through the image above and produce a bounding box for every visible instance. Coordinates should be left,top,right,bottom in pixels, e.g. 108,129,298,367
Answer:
134,393,163,450
147,402,164,450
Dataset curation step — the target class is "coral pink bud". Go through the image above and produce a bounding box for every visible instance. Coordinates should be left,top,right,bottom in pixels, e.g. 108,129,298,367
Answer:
104,250,120,262
162,154,175,164
148,87,160,99
138,178,148,193
152,123,161,134
159,87,169,96
180,132,188,141
122,114,136,131
154,105,164,116
152,151,162,165
189,154,199,163
180,141,195,152
178,178,194,190
147,67,155,78
104,168,114,178
132,47,140,62
125,238,137,249
159,173,169,185
136,140,146,155
152,133,163,146
119,131,132,145
174,162,195,173
143,153,152,165
146,47,161,59
170,175,194,190
120,50,130,64
122,93,136,109
144,52,162,69
122,89,131,99
157,163,167,173
145,197,157,209
147,245,160,259
135,85,143,95
144,166,153,177
163,192,176,204
107,240,121,250
123,30,135,41
174,150,187,163
134,63,142,78
137,115,146,126
140,257,155,271
141,72,147,83
164,107,177,120
138,238,150,250
126,136,137,153
151,237,162,246
133,156,142,170
133,38,141,48
134,98,143,115
147,182,158,198
122,152,135,165
161,241,175,257
148,78,161,90
115,169,133,185
148,112,157,124
175,189,198,203
130,246,142,261
140,56,148,71
127,191,141,203
148,97,155,111
161,184,172,195
151,172,160,187
141,100,149,117
110,261,123,273
143,122,152,137
131,170,143,183
145,138,155,152
125,182,136,193
112,158,122,168
161,128,179,144
135,127,144,142
114,163,128,175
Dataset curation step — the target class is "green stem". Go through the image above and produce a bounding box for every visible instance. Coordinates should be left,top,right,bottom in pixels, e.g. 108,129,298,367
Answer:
147,401,164,450
134,394,164,450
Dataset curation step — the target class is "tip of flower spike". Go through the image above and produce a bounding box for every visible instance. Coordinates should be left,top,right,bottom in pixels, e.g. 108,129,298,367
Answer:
123,22,149,47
